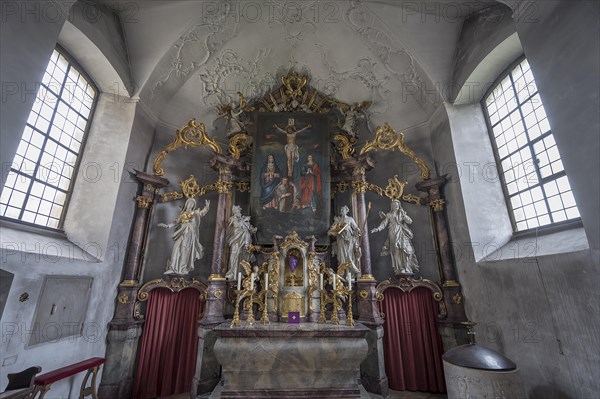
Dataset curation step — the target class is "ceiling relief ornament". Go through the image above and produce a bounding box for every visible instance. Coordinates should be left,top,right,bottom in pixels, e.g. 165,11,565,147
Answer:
265,1,318,47
344,0,440,111
199,48,276,109
150,0,241,98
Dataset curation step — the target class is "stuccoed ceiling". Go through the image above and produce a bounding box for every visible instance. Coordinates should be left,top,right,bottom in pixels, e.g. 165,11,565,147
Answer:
94,0,502,133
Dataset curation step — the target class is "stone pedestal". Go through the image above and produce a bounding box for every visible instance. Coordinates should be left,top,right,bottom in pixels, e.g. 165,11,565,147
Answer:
191,327,221,397
98,325,142,399
443,361,525,398
360,326,389,398
210,322,370,398
442,343,524,398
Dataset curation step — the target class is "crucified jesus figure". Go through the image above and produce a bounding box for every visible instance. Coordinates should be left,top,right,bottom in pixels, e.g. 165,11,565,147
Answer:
273,123,312,178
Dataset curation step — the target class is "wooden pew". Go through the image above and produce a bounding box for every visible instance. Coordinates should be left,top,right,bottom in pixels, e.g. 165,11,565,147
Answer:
30,358,105,399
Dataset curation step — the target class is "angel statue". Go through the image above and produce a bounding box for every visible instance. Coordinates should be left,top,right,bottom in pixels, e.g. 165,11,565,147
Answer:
328,205,361,277
218,92,253,138
338,101,371,140
158,198,210,275
225,206,257,280
371,200,419,275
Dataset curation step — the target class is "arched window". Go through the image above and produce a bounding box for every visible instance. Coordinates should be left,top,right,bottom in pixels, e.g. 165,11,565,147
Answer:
0,47,97,229
482,57,580,232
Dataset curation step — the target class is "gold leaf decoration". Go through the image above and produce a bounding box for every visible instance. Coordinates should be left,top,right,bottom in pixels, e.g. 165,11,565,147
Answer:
360,123,430,180
153,118,222,176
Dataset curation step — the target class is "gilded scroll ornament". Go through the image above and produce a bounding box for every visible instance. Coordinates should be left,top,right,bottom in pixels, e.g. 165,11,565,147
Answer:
355,176,425,205
281,71,308,99
402,194,423,206
161,191,184,202
360,123,430,180
135,195,153,209
153,118,222,176
228,133,252,159
279,231,308,249
333,134,355,160
161,175,232,202
181,175,202,198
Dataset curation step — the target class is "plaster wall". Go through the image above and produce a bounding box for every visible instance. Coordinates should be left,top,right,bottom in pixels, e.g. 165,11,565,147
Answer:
514,0,600,260
0,3,154,397
429,2,600,396
450,4,517,102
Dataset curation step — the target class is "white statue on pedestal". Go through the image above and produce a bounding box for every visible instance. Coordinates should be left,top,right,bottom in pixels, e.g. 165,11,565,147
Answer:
225,206,257,280
328,205,361,276
371,200,419,274
158,198,210,275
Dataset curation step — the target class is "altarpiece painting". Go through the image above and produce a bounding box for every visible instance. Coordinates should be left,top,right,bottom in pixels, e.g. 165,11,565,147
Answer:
250,113,331,244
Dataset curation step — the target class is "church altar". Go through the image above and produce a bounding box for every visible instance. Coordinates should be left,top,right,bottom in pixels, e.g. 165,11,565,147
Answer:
110,71,470,399
211,322,370,399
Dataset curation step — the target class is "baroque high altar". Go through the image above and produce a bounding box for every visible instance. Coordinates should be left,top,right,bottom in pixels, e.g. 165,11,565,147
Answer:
109,71,470,399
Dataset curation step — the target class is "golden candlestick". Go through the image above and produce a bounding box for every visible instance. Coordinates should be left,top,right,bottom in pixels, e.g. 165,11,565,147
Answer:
230,290,242,328
318,289,327,323
331,289,341,325
346,290,355,327
260,289,270,325
246,292,255,326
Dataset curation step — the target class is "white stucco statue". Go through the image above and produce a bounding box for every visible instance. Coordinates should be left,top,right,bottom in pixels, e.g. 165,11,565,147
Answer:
158,198,210,275
339,102,369,140
225,205,257,280
328,205,361,276
371,200,419,274
220,102,246,138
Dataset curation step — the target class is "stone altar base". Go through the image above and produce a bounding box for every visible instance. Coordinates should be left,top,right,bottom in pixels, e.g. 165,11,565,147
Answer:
209,322,370,399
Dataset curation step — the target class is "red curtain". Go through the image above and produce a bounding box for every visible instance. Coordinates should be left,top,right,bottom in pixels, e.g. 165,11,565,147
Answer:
132,288,203,399
380,287,446,392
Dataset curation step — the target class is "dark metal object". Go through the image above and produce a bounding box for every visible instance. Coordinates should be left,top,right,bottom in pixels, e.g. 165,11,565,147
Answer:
443,344,517,371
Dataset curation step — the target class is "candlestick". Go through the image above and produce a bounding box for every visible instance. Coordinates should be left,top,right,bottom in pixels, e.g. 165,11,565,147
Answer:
332,274,336,291
250,273,255,290
265,272,269,292
319,273,323,290
237,272,241,291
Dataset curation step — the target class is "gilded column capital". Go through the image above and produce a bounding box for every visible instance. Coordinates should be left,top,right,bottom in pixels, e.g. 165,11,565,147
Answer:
135,195,153,209
430,198,445,212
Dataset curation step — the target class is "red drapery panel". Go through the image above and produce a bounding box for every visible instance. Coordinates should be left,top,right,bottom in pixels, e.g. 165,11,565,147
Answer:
132,288,203,399
380,287,446,392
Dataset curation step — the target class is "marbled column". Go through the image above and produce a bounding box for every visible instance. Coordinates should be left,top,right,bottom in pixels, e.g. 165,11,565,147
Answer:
337,155,388,397
193,154,247,396
416,177,468,325
99,171,168,399
201,154,237,326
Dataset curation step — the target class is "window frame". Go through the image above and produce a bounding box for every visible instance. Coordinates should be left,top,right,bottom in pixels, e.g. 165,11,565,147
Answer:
0,44,99,232
481,55,582,236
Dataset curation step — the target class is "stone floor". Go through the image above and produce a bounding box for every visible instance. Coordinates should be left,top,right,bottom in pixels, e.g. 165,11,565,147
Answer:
162,389,447,399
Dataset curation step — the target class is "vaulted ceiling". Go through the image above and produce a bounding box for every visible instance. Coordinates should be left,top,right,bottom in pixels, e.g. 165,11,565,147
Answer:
93,0,503,132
